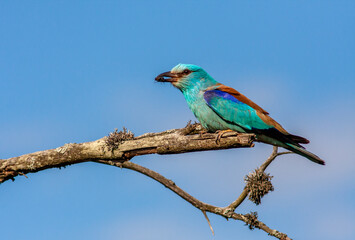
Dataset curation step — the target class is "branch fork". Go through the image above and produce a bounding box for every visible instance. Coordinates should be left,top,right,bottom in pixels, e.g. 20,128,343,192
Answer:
0,123,292,239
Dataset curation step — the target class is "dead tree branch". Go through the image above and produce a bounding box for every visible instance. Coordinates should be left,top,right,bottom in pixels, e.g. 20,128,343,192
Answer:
0,123,253,184
0,123,292,239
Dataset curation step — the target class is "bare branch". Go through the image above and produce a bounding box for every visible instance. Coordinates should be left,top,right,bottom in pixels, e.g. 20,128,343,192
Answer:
226,146,293,212
0,124,254,184
96,158,291,240
0,124,293,239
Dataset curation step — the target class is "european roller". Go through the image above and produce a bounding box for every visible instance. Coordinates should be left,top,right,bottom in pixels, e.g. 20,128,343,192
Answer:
155,63,325,165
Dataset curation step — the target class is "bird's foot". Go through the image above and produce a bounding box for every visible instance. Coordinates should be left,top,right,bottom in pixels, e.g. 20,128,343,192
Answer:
215,129,234,144
198,130,209,138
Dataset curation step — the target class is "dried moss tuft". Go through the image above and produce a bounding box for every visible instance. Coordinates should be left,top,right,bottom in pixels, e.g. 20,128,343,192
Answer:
105,127,134,151
244,211,259,230
244,169,274,205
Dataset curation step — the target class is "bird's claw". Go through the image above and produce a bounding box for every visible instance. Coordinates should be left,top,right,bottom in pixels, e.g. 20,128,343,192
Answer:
198,130,208,138
215,130,234,144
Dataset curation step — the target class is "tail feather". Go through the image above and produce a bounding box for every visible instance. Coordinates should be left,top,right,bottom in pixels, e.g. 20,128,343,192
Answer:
256,134,325,165
288,134,310,144
285,143,325,165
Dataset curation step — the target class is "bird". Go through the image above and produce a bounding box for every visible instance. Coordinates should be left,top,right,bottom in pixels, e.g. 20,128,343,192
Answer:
155,63,325,165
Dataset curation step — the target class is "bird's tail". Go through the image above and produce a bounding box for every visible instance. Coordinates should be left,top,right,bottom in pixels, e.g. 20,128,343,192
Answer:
256,134,325,165
284,143,325,165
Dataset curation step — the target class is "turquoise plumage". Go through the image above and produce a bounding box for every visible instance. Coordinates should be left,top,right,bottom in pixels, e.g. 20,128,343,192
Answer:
155,64,325,165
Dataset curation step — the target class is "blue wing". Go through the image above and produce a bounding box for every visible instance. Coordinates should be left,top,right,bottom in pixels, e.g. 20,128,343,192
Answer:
203,87,323,164
203,89,272,131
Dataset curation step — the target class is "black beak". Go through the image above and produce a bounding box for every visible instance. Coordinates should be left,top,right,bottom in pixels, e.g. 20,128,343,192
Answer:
155,71,179,82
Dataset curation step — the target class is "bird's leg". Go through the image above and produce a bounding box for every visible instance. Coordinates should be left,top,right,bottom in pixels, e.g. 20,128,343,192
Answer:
215,129,235,144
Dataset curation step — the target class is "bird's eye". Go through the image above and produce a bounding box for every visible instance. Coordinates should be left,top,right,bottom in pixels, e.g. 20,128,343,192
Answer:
183,69,191,74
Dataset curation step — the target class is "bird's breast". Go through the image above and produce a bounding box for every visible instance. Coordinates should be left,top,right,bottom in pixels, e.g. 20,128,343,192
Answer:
183,90,232,132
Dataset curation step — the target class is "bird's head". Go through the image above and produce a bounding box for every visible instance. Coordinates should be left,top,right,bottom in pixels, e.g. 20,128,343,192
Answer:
155,64,217,92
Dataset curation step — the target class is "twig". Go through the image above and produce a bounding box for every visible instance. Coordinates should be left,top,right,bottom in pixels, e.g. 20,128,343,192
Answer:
202,210,214,235
18,172,28,178
225,147,293,212
96,158,292,240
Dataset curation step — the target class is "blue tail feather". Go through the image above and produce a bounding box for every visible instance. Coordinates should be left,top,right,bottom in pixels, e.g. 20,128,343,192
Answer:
285,143,325,165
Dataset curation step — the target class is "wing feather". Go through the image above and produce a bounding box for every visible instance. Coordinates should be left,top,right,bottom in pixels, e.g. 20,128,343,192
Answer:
204,85,309,146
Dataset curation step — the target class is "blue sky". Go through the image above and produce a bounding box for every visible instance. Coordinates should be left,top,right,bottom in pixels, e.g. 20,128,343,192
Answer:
1,1,354,240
